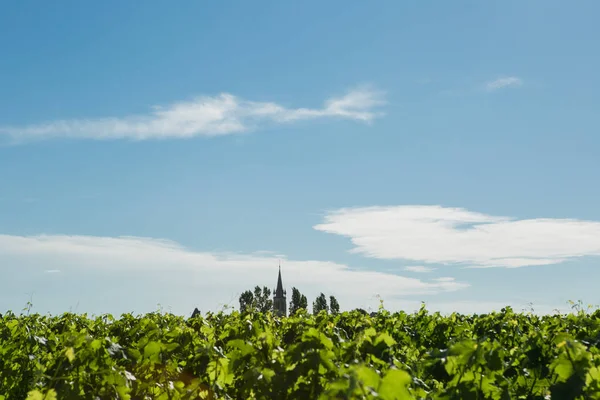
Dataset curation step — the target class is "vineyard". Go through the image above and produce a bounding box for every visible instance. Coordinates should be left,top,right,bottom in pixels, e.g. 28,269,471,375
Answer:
2,305,600,399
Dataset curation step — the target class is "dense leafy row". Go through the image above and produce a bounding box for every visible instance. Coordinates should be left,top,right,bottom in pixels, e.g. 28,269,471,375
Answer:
2,304,600,399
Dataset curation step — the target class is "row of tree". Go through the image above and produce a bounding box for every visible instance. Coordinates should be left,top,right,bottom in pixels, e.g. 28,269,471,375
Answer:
238,286,274,313
238,286,340,315
311,292,340,315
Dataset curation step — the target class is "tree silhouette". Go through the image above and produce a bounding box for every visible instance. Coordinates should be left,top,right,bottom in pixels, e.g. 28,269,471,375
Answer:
190,308,201,318
289,287,308,315
329,296,340,315
299,292,308,312
313,293,329,315
239,286,273,313
254,286,273,313
239,290,254,313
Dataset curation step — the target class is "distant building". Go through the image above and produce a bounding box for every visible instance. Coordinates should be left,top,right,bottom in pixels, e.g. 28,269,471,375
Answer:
273,264,287,316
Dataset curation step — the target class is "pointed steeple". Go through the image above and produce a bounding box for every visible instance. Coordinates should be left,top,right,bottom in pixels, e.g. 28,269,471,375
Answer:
273,261,287,317
275,261,284,297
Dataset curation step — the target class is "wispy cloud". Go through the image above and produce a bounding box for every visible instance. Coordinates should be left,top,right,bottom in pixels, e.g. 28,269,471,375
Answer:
314,205,600,268
485,76,523,91
0,233,466,313
404,266,436,273
0,86,385,143
434,277,457,283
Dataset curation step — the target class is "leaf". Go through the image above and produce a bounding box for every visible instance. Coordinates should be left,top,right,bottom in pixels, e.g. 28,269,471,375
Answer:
90,339,102,351
128,348,142,360
587,366,600,385
165,342,180,352
65,347,75,362
319,333,334,350
26,390,57,400
378,368,412,400
374,332,396,347
552,358,574,382
44,390,57,400
26,391,43,400
227,339,255,356
364,327,377,338
116,385,131,400
143,341,162,363
261,368,276,381
354,365,381,389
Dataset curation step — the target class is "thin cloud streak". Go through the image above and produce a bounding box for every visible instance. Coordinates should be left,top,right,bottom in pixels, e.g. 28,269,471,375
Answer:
0,86,385,143
485,76,523,91
404,266,436,273
314,205,600,268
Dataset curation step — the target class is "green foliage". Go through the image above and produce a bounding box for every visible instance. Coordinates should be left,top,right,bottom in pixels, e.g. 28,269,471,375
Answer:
253,286,273,313
329,295,340,315
313,292,328,315
238,290,254,313
289,287,308,315
2,306,600,399
239,286,273,313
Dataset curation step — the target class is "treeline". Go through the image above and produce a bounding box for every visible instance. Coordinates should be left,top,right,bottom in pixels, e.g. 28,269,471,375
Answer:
238,286,340,315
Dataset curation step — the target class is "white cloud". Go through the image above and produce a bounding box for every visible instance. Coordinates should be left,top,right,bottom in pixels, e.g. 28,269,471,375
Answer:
404,266,436,273
313,205,600,268
0,233,466,314
0,86,385,143
485,76,523,91
433,277,456,283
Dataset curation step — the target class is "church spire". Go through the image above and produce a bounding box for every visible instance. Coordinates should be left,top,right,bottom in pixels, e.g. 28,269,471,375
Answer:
275,261,284,297
273,261,287,316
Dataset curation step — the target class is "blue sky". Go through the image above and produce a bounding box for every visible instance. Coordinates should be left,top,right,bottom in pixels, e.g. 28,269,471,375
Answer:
1,1,599,316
